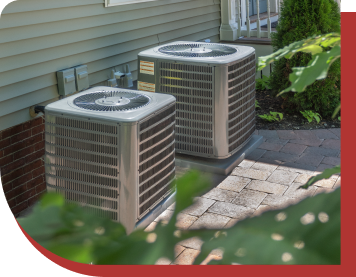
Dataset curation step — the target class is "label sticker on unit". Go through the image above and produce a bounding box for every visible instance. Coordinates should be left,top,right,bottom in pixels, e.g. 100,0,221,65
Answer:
140,61,155,75
138,81,156,92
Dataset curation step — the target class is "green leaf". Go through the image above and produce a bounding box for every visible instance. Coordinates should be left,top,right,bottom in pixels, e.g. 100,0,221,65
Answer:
299,166,341,189
297,44,323,55
40,193,64,208
257,33,340,71
259,114,274,122
48,244,93,264
314,115,320,123
278,45,341,94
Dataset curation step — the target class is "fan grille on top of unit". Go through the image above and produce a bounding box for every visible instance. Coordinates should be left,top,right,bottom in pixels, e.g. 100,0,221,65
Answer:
73,90,151,112
157,43,237,58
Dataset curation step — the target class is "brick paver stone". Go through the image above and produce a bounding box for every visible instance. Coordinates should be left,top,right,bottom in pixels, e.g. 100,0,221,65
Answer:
277,162,316,175
280,143,307,155
208,202,254,219
203,188,239,202
251,161,279,173
175,245,186,257
231,167,271,180
189,212,231,230
176,213,198,230
296,153,324,167
232,189,267,209
262,194,296,207
144,222,158,232
237,159,255,168
154,246,186,264
154,210,174,224
261,151,298,162
313,176,338,189
277,130,299,140
182,197,216,217
252,205,271,217
178,237,204,250
257,158,284,166
217,176,251,192
265,138,289,145
167,202,176,211
266,170,298,185
321,139,341,150
211,248,224,258
315,163,338,173
247,180,288,195
314,187,334,196
304,146,339,157
321,156,340,166
312,129,339,139
201,254,222,265
258,130,279,140
155,257,172,265
174,249,200,265
284,182,317,200
329,128,341,138
246,148,267,160
289,139,323,147
294,174,315,184
334,177,341,189
258,141,283,151
294,130,319,140
224,218,239,229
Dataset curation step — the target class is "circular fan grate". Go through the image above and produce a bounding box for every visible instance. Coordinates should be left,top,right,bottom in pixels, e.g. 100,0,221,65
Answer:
157,43,237,57
73,90,151,112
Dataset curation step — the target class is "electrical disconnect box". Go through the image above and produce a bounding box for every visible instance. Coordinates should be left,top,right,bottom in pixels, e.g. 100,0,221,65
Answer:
57,68,76,96
75,65,89,91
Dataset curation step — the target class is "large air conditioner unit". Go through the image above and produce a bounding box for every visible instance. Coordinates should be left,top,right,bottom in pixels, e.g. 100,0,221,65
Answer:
44,86,176,233
137,41,256,159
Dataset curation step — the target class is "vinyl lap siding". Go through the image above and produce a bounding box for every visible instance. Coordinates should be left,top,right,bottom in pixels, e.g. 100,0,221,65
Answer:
0,0,221,131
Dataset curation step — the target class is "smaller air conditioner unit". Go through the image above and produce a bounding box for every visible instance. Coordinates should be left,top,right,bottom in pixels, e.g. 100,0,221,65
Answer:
137,41,256,160
44,86,176,233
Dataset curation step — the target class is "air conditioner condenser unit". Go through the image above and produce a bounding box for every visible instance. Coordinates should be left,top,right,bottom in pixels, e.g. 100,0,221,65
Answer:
44,86,176,233
137,41,256,159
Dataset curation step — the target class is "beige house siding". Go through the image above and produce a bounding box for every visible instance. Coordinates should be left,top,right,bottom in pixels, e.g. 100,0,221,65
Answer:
0,0,221,131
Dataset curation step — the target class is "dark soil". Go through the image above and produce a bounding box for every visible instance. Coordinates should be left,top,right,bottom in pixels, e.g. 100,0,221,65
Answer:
255,89,341,130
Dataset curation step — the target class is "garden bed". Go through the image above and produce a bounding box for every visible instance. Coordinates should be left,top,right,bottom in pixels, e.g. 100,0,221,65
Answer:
255,89,341,130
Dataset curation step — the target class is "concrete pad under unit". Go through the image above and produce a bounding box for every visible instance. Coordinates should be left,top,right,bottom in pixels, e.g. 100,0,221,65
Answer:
175,135,263,176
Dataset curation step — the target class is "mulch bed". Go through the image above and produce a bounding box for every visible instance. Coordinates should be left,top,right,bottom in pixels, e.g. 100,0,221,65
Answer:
255,89,341,130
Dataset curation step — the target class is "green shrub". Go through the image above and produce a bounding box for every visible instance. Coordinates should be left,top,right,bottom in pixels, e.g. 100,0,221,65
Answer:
270,0,340,117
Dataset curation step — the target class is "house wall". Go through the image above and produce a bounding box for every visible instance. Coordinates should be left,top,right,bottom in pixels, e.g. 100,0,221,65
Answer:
0,0,221,216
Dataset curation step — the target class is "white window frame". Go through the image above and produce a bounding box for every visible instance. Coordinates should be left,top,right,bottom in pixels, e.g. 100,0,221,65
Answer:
105,0,164,7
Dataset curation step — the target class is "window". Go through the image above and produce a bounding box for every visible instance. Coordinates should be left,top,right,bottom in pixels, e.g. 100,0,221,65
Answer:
105,0,163,7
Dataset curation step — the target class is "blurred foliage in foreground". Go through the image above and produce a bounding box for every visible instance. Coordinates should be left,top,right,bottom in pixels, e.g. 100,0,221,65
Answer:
17,171,340,265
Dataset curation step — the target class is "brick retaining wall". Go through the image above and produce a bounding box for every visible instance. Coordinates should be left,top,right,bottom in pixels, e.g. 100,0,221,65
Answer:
0,116,46,217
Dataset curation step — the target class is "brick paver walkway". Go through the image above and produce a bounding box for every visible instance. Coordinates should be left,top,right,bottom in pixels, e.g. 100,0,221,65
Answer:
17,129,341,265
148,129,341,265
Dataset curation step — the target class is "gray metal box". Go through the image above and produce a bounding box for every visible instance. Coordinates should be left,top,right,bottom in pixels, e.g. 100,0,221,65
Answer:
57,68,76,96
137,41,256,159
75,65,89,92
45,86,176,233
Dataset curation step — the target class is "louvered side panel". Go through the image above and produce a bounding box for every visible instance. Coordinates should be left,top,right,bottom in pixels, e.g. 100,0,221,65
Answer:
137,104,176,219
159,62,214,157
227,53,256,154
45,114,119,220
